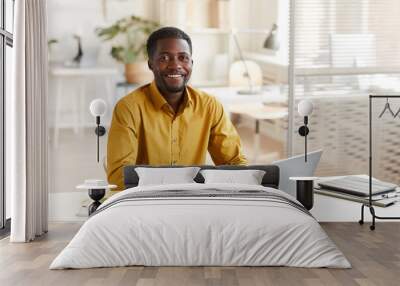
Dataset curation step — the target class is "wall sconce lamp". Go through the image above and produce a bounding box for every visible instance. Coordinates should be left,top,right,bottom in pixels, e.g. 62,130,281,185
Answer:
89,99,107,162
298,99,314,162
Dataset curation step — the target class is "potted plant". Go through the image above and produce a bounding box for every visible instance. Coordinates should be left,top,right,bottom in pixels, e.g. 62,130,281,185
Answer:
96,15,159,83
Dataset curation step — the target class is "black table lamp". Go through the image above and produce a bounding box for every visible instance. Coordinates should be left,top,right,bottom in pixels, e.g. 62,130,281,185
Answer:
264,23,279,50
89,99,107,162
297,99,314,162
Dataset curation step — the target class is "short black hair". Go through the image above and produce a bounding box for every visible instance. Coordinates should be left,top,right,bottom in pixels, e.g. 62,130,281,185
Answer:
146,26,192,59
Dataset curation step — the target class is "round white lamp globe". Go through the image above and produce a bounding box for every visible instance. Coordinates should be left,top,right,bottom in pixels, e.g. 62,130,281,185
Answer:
89,99,107,117
298,99,314,116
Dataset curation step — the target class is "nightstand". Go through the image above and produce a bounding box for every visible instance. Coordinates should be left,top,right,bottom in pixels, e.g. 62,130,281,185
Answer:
76,180,117,215
289,177,317,210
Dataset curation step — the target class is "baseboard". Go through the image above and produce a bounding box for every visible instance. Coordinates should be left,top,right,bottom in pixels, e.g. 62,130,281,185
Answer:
48,217,87,223
49,192,88,222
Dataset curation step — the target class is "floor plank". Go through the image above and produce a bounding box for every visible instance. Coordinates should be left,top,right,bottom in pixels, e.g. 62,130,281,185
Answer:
0,222,399,286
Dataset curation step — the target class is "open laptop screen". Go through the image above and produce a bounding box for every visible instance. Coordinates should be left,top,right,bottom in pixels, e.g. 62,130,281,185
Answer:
273,150,323,197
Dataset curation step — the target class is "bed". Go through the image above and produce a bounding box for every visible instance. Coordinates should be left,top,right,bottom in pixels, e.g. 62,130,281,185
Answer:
50,165,350,269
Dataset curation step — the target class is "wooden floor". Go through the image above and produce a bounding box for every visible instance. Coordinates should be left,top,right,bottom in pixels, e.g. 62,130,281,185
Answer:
1,222,399,286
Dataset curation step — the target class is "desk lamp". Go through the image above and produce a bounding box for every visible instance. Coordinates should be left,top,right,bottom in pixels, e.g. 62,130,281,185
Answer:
263,24,280,51
298,99,314,162
89,99,107,162
229,24,279,95
230,32,262,95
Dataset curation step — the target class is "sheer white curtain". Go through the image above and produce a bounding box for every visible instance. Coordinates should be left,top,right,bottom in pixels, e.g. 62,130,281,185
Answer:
8,0,49,242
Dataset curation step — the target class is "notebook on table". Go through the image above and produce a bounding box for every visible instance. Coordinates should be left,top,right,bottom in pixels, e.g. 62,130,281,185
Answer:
317,176,398,197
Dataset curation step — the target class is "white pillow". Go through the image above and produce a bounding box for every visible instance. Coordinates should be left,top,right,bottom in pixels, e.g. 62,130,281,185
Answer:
200,169,266,185
135,167,201,186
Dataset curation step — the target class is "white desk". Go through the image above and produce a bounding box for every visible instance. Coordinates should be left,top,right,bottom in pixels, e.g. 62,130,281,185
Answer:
312,193,400,222
311,175,400,222
229,103,287,162
50,66,118,146
200,86,288,162
200,86,287,110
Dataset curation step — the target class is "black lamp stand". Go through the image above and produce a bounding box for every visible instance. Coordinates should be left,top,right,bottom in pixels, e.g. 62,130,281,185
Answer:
290,177,315,210
298,116,310,162
296,180,314,210
94,116,106,162
88,188,106,215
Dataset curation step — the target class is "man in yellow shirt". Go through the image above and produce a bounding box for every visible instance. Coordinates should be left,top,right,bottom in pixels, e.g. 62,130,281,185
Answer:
107,27,248,190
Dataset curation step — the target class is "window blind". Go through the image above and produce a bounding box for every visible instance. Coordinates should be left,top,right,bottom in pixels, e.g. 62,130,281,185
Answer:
290,0,400,183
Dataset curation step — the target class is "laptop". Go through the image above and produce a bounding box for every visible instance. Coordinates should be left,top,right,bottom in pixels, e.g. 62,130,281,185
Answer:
318,176,397,197
272,150,323,197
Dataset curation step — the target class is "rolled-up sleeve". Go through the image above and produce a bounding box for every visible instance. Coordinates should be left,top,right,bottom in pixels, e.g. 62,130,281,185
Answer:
208,98,248,165
107,100,138,190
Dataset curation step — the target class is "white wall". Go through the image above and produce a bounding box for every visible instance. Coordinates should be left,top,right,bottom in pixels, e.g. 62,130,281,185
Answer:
47,0,282,82
47,0,158,66
233,0,278,52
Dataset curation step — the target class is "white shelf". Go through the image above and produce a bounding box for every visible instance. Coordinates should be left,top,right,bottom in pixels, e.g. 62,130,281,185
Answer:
186,28,271,36
186,27,231,35
244,52,288,66
233,28,271,35
192,79,229,88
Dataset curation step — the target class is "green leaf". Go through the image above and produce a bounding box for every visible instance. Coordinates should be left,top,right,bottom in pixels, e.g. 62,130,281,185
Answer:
95,14,160,64
110,46,124,63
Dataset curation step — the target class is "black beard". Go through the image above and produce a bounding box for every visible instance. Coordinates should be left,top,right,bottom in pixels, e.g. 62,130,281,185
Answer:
160,75,187,93
165,84,185,93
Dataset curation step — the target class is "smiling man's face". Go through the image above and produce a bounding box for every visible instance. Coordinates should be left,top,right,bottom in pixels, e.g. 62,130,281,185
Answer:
148,38,193,95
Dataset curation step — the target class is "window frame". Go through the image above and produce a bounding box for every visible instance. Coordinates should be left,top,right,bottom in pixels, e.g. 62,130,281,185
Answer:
0,0,14,234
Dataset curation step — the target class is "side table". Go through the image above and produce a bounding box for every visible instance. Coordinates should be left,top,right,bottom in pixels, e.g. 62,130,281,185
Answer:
289,177,317,210
76,180,117,215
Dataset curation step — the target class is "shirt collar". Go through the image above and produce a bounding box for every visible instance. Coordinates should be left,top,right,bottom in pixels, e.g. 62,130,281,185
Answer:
148,81,193,110
149,81,168,110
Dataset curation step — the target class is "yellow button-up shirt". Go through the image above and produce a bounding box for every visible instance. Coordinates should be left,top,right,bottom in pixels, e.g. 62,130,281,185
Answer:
107,81,247,190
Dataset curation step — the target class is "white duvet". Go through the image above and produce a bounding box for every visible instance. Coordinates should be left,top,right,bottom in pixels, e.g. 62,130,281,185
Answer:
50,183,351,269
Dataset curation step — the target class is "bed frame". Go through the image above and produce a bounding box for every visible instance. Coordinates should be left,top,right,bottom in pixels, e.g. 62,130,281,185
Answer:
123,165,280,189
